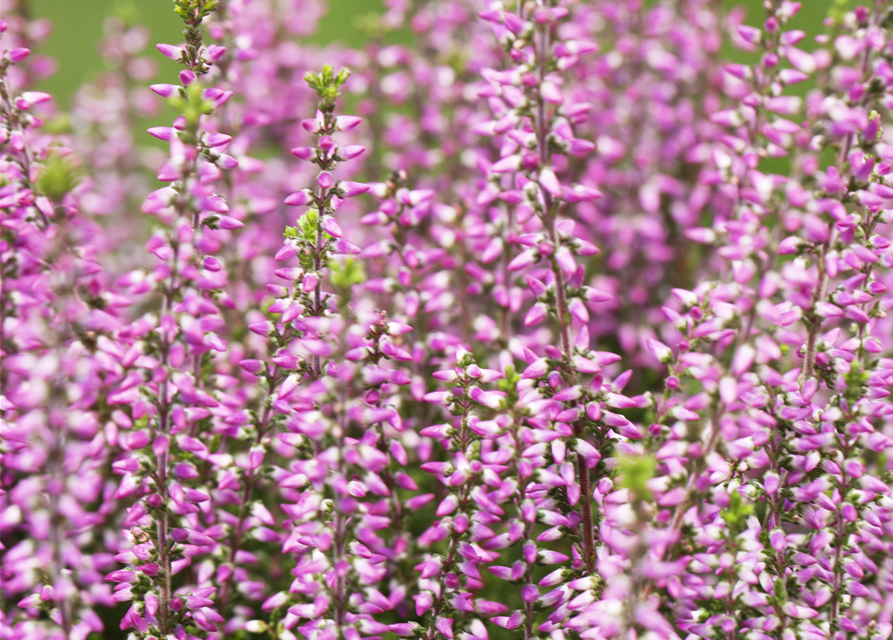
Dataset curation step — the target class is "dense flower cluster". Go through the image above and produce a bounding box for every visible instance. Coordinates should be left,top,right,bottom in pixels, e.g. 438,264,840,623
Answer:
3,1,893,640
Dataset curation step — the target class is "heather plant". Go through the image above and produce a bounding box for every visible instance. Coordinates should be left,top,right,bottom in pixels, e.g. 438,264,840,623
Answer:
4,1,893,640
1,17,127,640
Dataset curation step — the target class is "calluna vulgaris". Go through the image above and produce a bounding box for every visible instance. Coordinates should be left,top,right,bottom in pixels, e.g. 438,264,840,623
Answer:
4,0,893,639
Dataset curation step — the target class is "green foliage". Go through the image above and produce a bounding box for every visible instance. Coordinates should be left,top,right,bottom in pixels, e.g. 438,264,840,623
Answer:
720,489,754,533
843,362,869,406
284,209,330,271
354,13,386,38
168,83,213,133
112,0,140,25
304,64,351,104
827,0,852,24
172,0,218,22
43,114,71,135
695,597,728,618
329,256,366,291
297,208,319,240
497,366,521,406
617,454,655,502
37,152,80,202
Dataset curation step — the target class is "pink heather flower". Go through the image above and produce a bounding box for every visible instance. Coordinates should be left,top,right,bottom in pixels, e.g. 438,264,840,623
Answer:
5,2,893,639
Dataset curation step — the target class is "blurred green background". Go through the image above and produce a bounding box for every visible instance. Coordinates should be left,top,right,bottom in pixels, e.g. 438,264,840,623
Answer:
31,0,385,107
31,0,847,109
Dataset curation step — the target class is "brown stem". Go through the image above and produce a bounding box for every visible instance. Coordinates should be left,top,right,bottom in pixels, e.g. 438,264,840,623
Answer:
312,216,323,378
424,401,473,640
152,374,173,633
829,446,853,632
310,170,332,379
216,364,286,614
332,386,349,635
801,238,830,382
762,417,789,639
534,11,594,572
575,449,594,571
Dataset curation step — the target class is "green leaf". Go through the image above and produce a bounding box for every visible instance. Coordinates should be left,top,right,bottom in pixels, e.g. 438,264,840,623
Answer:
329,256,366,291
720,489,753,533
37,152,80,202
298,208,319,241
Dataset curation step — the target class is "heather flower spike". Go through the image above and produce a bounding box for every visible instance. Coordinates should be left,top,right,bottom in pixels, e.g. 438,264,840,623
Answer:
2,14,125,640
